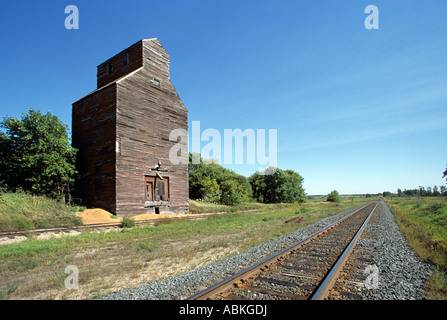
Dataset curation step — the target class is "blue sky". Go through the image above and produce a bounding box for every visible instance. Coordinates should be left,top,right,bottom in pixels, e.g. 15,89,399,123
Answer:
0,1,446,195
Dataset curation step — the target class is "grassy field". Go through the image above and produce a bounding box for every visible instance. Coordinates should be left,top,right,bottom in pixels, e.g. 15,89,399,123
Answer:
0,197,369,299
385,197,447,300
0,192,84,231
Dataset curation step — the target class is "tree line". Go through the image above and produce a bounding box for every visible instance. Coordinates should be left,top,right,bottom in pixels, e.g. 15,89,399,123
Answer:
0,109,308,206
189,153,306,205
3,109,445,205
382,166,447,198
383,185,447,198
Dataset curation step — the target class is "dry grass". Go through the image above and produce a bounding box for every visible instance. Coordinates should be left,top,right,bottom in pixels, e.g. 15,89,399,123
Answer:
0,192,83,231
386,197,447,300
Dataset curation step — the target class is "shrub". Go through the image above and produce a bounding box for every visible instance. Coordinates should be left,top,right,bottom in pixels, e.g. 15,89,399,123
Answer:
327,190,341,203
201,178,220,203
249,167,306,204
121,217,135,228
188,153,252,204
220,180,249,206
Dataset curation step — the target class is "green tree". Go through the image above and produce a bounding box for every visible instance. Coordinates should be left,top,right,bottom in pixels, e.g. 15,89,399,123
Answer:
403,188,418,197
188,153,206,199
0,108,77,199
443,164,447,185
220,180,250,205
419,186,426,197
188,153,252,204
282,169,306,203
249,167,306,204
201,177,220,203
327,190,341,203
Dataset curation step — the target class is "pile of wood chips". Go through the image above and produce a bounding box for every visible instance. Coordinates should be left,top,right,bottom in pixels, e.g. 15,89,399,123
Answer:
76,209,183,225
76,209,120,225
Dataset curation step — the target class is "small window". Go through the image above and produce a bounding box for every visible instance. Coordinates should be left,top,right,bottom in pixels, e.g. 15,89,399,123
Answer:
153,78,160,87
108,62,113,74
122,52,128,67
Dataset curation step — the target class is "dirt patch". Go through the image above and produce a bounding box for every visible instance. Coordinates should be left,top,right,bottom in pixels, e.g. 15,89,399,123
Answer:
284,217,305,224
77,209,120,225
0,236,28,245
35,230,82,240
62,246,239,299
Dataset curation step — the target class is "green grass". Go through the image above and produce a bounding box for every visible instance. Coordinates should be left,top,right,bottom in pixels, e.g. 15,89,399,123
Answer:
188,199,268,214
0,192,84,231
385,197,447,299
1,209,307,258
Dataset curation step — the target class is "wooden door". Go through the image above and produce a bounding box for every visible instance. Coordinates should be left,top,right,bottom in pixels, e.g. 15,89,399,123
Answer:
145,175,169,201
155,177,169,201
145,176,156,201
146,182,154,201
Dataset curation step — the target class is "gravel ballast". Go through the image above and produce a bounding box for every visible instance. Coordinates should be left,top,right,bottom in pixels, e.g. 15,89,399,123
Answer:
360,201,432,300
99,201,433,300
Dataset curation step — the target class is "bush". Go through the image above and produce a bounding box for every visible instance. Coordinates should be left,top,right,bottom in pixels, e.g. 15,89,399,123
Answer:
249,167,306,204
220,180,249,206
327,190,341,203
121,217,135,228
201,178,220,203
189,153,252,204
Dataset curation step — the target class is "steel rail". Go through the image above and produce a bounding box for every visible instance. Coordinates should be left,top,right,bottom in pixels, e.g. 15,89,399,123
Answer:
309,202,379,300
187,201,376,300
0,222,123,238
0,210,260,238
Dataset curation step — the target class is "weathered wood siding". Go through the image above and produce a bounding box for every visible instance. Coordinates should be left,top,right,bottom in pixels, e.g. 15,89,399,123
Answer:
97,41,143,89
115,39,188,216
72,84,117,214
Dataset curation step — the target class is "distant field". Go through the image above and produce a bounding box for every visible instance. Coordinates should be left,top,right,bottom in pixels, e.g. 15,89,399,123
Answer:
385,197,447,299
0,197,369,299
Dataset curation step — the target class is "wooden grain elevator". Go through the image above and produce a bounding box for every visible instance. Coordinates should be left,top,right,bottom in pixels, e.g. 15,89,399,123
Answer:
72,38,188,217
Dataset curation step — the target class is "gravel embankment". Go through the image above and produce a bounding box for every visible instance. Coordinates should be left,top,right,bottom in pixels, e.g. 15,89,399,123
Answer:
359,201,432,300
99,201,433,300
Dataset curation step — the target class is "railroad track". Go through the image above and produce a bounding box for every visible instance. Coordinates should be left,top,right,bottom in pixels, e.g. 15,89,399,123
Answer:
0,215,202,239
187,201,379,300
0,211,256,239
0,222,123,238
